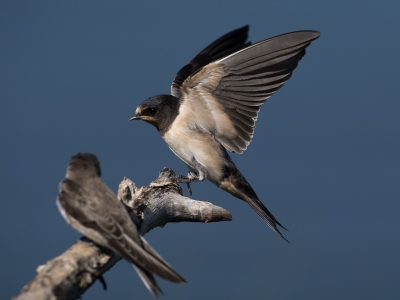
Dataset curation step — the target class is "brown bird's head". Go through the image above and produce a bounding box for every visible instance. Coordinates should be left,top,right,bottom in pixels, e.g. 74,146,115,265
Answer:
130,94,180,134
67,153,101,179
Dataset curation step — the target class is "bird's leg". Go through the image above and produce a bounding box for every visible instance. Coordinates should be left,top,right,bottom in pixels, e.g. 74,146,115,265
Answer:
186,183,192,196
185,172,198,196
173,173,194,196
76,259,108,290
174,160,208,196
189,159,208,182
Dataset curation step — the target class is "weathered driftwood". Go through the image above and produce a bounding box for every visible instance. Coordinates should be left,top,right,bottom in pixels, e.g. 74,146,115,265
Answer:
14,168,231,300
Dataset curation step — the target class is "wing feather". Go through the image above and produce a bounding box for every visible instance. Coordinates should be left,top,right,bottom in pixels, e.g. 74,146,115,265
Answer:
225,107,255,126
59,180,185,284
83,208,185,283
171,26,250,98
174,30,320,153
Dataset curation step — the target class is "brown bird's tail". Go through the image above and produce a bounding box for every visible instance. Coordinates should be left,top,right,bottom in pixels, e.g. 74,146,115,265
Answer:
218,152,289,243
132,265,162,298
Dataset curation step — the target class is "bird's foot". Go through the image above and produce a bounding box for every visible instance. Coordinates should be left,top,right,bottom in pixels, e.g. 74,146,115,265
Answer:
76,260,107,290
175,175,194,195
186,183,192,196
172,172,199,196
185,172,199,196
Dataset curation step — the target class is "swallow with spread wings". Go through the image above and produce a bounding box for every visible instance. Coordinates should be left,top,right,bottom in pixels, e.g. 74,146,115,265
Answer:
131,26,320,242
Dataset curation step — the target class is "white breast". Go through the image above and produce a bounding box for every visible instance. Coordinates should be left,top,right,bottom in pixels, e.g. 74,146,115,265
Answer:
163,111,224,183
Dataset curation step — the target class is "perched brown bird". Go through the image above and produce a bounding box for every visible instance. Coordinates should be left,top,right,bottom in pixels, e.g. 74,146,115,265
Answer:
131,26,320,242
57,153,185,297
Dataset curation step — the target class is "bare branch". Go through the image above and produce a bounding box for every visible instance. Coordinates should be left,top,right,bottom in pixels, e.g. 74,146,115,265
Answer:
14,168,232,300
119,168,232,235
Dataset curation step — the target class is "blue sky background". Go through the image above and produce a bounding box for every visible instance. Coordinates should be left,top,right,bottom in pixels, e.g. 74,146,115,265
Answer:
1,1,399,299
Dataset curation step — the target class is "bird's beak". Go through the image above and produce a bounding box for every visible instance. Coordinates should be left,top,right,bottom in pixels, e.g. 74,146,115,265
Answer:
130,115,141,121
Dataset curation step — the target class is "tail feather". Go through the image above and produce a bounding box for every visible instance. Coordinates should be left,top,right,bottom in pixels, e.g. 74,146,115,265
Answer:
131,238,185,297
140,236,187,283
219,149,289,242
242,194,290,243
108,232,186,285
132,265,162,298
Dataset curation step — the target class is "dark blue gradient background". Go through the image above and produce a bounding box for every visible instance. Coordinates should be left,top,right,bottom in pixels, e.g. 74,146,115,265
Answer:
1,1,399,299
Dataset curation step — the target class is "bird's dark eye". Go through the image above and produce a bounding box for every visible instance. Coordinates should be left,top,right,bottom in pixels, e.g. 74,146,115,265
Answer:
149,108,157,115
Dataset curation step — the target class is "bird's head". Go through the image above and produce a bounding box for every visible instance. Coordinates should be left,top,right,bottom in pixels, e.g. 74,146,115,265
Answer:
130,95,180,133
67,153,101,179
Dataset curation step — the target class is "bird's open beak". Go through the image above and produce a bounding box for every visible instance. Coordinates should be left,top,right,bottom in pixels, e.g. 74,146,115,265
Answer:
129,115,141,121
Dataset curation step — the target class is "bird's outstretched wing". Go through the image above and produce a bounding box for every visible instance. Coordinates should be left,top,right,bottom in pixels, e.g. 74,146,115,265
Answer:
171,25,250,98
172,30,320,154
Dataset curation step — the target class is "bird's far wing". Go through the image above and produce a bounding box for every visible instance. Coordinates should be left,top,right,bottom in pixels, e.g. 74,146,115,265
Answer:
178,31,320,154
171,25,250,98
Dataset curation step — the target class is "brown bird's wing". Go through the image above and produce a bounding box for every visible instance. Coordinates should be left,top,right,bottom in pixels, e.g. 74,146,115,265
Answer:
173,31,320,154
58,178,185,294
85,206,185,284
